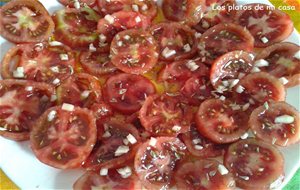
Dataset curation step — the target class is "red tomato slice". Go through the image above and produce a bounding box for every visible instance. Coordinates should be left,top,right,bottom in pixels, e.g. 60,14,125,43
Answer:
162,0,206,26
255,42,300,87
193,0,236,33
198,23,254,65
58,0,96,8
0,79,55,141
56,73,102,108
97,11,151,53
83,120,140,170
181,125,225,158
1,42,75,85
30,105,97,169
110,29,158,74
139,94,193,137
237,3,293,47
103,73,156,114
224,138,285,189
174,159,235,190
73,170,142,190
210,50,255,89
233,72,286,107
249,102,300,146
52,7,101,50
79,51,117,76
0,0,54,43
150,22,197,61
134,137,186,190
97,0,157,19
195,98,250,144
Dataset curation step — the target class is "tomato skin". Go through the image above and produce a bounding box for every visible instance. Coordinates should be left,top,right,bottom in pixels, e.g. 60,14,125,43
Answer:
58,0,97,8
224,138,284,190
237,3,293,47
0,0,55,43
52,7,101,50
30,106,97,169
195,98,250,144
255,42,300,88
0,79,55,141
103,73,156,114
249,102,300,146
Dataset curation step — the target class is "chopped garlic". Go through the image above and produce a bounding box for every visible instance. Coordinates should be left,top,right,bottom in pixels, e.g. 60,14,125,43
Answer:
261,37,269,43
117,166,132,178
74,0,80,9
135,16,141,23
49,41,63,46
194,145,203,150
100,168,108,176
251,66,261,73
47,110,57,121
99,34,107,42
13,67,25,78
185,60,199,71
124,35,130,40
172,125,181,132
132,4,139,12
115,145,130,156
149,137,157,147
126,134,137,144
81,90,90,99
89,43,97,52
240,133,248,139
102,131,111,138
219,96,226,101
294,50,300,60
162,47,176,58
263,102,269,110
50,66,59,73
62,103,74,111
254,59,269,67
235,85,245,93
229,79,239,88
242,103,250,111
52,78,60,85
192,138,201,144
141,4,148,11
59,54,69,61
279,77,289,85
104,14,115,24
274,115,294,124
50,95,57,102
117,41,123,47
218,164,229,175
25,86,33,91
183,44,191,52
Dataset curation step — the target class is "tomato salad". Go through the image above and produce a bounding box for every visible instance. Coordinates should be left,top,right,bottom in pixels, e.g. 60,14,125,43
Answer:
0,0,299,189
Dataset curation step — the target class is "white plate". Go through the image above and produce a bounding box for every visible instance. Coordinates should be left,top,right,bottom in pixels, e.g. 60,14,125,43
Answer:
0,0,299,189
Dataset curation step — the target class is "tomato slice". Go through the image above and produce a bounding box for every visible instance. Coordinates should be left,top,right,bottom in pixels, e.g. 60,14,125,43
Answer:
83,120,140,170
193,0,236,33
139,94,193,137
198,23,254,65
134,137,186,190
224,138,284,189
73,170,142,190
249,102,300,146
97,11,151,53
0,0,54,43
58,0,96,8
79,51,117,76
103,73,156,114
30,105,97,169
150,22,197,61
210,50,255,89
237,3,293,47
195,98,250,144
233,72,286,107
181,125,225,158
162,0,205,26
255,42,300,87
110,29,158,74
174,158,235,189
56,73,102,108
0,79,55,141
1,42,75,85
52,7,101,50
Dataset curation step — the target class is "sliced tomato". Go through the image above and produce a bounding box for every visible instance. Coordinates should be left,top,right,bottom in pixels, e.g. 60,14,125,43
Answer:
210,50,255,89
58,0,96,8
193,0,236,33
110,29,158,74
255,42,300,87
0,0,54,43
56,73,102,108
0,79,55,141
237,3,293,47
249,102,300,146
1,42,75,85
79,51,117,76
103,73,156,114
139,94,193,137
174,159,235,190
233,72,286,107
96,11,151,53
73,170,142,190
83,120,140,170
134,137,186,190
224,138,285,189
181,76,214,106
150,22,197,61
181,125,225,158
198,23,254,65
162,0,205,26
30,105,96,169
195,98,250,144
52,7,101,50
